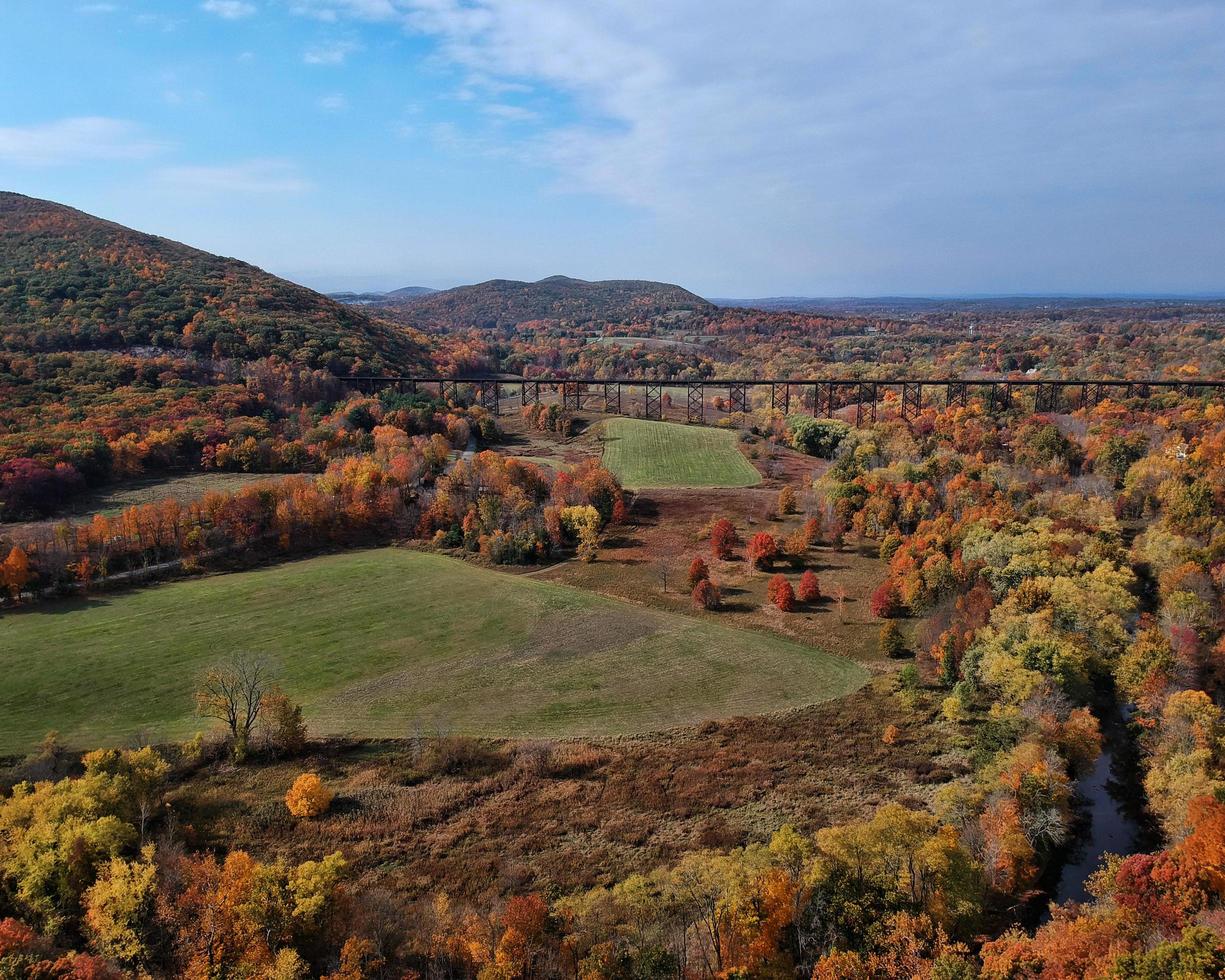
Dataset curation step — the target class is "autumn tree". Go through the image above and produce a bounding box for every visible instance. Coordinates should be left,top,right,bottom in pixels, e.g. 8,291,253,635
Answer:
83,846,158,969
880,621,907,658
797,570,821,603
196,654,271,761
577,523,600,563
870,581,903,618
831,583,848,622
260,689,308,757
1,545,31,600
769,575,796,612
693,579,721,611
777,485,797,516
710,518,739,560
286,773,333,818
747,532,777,570
688,557,710,587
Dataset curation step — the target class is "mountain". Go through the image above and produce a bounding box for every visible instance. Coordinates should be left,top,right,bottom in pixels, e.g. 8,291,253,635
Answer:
711,294,1225,315
0,192,428,374
380,274,714,328
329,285,438,305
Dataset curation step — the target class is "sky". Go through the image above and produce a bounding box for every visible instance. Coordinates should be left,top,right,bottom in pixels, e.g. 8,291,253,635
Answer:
1,1,1224,298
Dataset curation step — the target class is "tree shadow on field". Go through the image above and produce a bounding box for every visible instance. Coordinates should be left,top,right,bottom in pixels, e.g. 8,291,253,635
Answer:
628,496,660,524
496,432,534,449
10,595,113,616
603,534,645,549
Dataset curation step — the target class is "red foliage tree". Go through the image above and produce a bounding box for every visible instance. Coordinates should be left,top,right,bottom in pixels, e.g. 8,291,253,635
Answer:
710,518,739,560
747,532,777,570
766,573,788,605
870,580,903,618
772,578,796,612
797,569,821,603
1111,852,1204,932
692,578,721,610
611,496,629,525
688,557,710,587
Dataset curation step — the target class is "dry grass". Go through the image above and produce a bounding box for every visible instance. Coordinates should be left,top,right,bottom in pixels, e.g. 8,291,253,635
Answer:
542,485,891,664
172,676,965,908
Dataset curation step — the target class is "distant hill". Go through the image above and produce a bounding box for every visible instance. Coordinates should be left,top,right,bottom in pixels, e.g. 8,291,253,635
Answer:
0,192,429,373
712,294,1225,316
381,274,714,328
329,285,438,304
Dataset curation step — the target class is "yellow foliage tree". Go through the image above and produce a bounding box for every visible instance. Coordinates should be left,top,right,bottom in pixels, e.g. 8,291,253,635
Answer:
285,773,333,818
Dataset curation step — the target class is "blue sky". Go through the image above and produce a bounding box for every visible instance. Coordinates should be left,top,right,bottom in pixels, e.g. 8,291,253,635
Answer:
2,0,1224,297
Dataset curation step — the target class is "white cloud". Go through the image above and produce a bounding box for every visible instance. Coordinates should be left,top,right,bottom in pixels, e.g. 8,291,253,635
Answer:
0,117,166,166
362,0,1225,292
289,0,400,22
318,93,349,111
480,103,538,123
201,0,256,18
155,158,313,194
303,39,359,64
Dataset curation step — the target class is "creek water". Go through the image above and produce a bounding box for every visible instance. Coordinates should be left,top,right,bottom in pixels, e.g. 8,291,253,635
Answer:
1043,706,1157,910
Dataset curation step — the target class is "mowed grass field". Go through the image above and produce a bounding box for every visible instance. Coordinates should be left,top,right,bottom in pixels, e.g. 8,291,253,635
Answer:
0,549,866,753
600,418,762,489
4,472,287,535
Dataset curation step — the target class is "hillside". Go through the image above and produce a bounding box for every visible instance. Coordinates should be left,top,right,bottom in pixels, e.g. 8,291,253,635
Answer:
0,192,428,374
379,274,713,328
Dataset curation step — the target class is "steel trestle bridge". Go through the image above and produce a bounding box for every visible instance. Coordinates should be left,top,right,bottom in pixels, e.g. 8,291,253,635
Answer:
348,375,1225,425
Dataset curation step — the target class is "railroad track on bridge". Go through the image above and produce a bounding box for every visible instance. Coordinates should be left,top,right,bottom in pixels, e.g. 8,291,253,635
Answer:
348,375,1225,425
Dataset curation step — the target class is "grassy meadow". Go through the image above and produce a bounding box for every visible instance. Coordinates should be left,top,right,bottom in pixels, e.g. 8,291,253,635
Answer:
600,418,762,489
0,548,866,753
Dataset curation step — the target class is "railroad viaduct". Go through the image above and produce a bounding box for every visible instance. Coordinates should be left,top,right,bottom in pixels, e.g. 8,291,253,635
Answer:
348,376,1225,426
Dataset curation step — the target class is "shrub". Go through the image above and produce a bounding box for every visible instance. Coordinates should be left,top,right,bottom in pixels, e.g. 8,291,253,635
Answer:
802,515,822,546
766,574,788,605
688,557,710,587
260,690,307,757
771,577,796,612
880,621,908,658
692,579,722,610
710,518,739,559
577,523,599,563
747,532,778,570
882,724,900,745
783,528,810,562
777,485,797,516
870,580,904,618
285,773,333,818
797,570,821,603
787,417,851,458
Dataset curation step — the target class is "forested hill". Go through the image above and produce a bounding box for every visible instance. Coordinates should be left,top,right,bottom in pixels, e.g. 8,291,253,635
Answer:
376,274,714,329
0,192,429,374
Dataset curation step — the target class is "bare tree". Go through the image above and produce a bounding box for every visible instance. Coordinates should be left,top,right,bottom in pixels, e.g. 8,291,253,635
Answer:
196,653,271,760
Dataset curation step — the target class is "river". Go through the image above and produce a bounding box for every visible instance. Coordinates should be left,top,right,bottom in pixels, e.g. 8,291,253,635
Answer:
1044,705,1158,910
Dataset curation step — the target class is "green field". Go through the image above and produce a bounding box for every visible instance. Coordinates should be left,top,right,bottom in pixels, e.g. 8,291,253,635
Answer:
4,472,289,535
600,418,762,489
0,549,865,753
